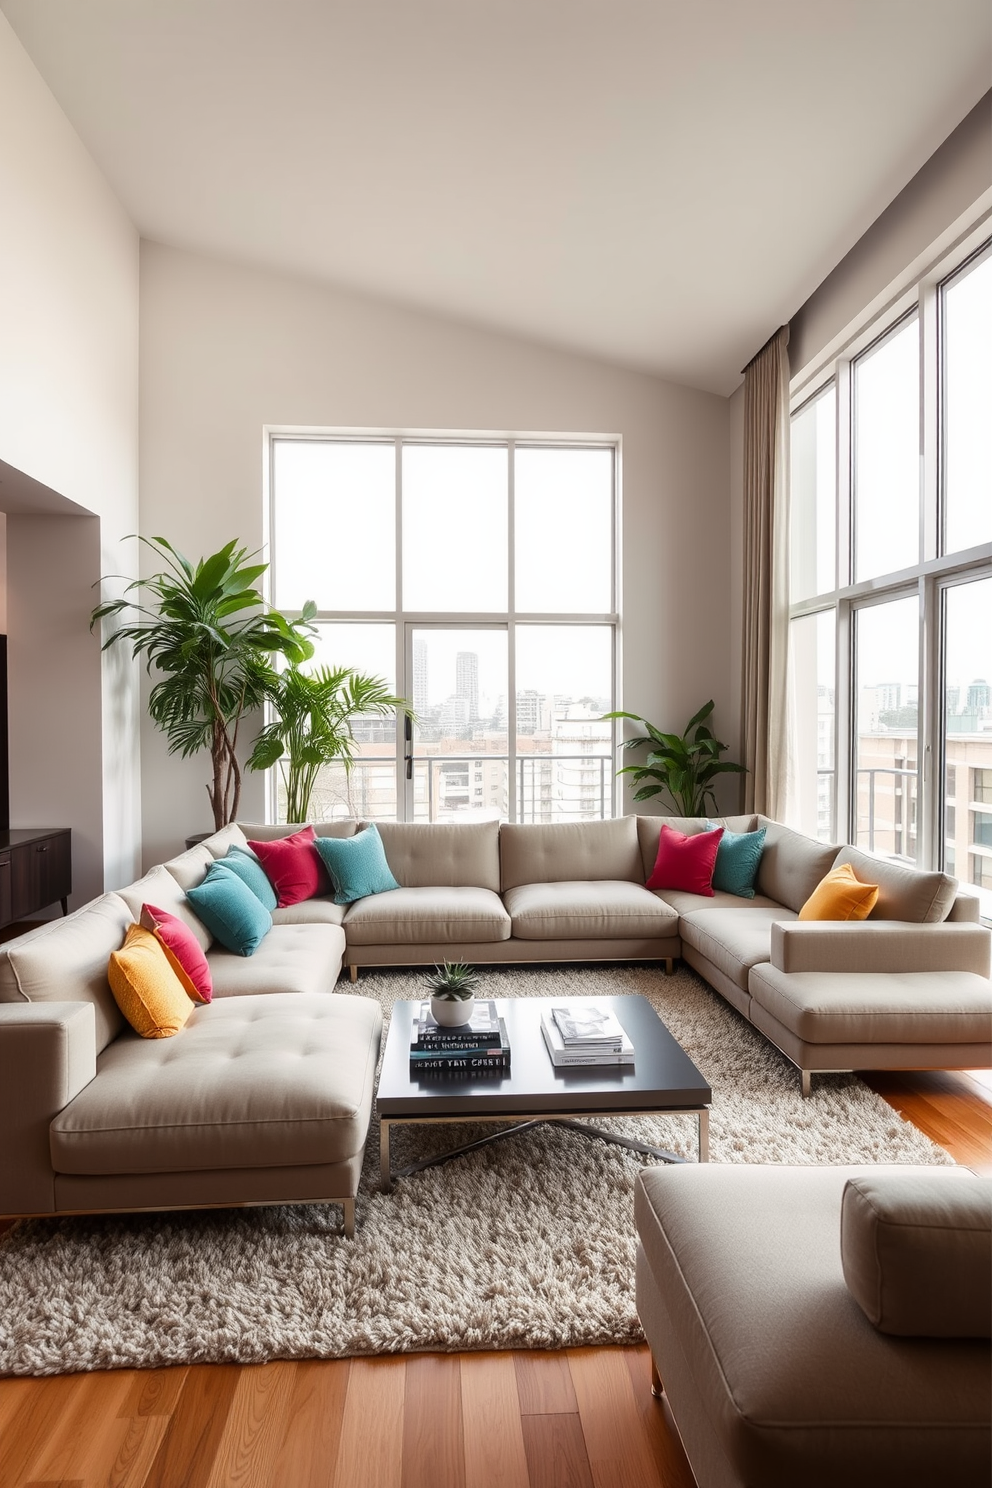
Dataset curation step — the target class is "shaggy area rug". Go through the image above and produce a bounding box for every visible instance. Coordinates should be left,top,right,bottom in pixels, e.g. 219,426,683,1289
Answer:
0,964,953,1376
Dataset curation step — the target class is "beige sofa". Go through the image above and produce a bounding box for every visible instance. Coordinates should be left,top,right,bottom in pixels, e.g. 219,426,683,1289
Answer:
244,813,991,1094
0,830,380,1236
1,811,989,1232
634,1162,992,1487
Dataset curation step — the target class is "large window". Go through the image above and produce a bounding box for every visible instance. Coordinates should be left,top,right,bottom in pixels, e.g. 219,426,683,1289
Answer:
269,436,618,824
789,232,992,920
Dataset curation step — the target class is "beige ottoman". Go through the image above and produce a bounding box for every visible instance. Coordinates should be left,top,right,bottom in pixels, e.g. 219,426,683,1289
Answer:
634,1163,992,1488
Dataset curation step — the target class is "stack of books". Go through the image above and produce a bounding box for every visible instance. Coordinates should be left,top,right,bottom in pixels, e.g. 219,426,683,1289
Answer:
540,1002,634,1067
409,998,511,1077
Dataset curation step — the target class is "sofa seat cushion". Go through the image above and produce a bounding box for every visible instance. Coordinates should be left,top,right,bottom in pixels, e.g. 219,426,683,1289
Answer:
343,886,511,945
653,887,783,916
271,899,346,927
635,1164,990,1487
50,992,382,1175
206,924,345,998
747,964,992,1046
679,907,795,990
504,881,678,941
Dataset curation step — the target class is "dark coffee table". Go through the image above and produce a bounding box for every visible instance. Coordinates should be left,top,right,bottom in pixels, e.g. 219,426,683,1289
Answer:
376,995,711,1190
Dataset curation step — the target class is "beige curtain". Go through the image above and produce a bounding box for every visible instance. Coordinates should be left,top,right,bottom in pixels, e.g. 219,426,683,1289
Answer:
741,326,790,819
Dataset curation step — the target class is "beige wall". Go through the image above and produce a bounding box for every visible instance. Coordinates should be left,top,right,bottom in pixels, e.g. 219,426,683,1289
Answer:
789,91,992,379
139,242,732,865
0,14,141,895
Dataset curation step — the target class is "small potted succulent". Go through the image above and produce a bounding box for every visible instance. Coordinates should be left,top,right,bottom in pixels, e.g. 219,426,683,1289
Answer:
427,962,481,1028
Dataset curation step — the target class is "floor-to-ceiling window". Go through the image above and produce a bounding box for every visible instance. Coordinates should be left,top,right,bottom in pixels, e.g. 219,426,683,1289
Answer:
788,233,992,921
268,435,619,824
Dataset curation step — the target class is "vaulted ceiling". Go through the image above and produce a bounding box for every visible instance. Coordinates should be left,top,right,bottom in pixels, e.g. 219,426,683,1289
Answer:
4,0,989,394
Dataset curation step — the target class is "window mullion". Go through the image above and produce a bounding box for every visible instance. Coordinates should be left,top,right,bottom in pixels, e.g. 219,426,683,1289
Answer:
920,281,939,564
395,438,407,821
507,442,517,823
836,359,852,589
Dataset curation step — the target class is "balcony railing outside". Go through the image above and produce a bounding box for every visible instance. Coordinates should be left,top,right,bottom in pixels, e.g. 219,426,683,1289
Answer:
296,753,614,824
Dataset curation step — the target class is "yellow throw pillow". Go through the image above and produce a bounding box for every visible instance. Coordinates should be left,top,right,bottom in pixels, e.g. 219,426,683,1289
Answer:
108,923,195,1038
799,862,879,922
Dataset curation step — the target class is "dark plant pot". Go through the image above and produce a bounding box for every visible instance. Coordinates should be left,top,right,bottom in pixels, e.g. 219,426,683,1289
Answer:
184,830,214,851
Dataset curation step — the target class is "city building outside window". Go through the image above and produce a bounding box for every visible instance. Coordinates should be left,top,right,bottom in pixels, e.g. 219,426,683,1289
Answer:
788,234,992,922
268,436,619,825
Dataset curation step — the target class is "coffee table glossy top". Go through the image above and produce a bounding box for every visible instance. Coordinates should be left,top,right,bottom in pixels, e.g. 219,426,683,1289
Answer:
376,994,711,1119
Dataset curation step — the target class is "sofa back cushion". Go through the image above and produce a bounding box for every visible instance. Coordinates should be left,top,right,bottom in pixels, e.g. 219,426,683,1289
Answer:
636,815,757,880
375,820,500,891
201,822,250,858
115,864,213,953
841,1171,992,1337
754,817,838,913
162,842,216,891
833,844,958,923
501,817,641,891
0,892,133,1053
234,821,359,842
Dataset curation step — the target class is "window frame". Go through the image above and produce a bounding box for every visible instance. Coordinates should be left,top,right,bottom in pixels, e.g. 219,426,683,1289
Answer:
789,219,992,919
263,430,622,825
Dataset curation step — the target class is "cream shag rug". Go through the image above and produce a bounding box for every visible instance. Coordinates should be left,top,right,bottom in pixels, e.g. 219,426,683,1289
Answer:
0,965,953,1376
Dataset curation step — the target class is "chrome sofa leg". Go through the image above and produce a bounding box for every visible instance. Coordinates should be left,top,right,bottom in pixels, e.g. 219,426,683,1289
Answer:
650,1355,663,1398
801,1070,812,1099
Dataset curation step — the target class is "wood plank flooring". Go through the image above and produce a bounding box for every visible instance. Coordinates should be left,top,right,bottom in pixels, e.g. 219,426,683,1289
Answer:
0,1069,988,1488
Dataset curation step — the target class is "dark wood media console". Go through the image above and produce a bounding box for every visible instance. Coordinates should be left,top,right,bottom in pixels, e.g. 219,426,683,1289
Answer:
0,829,72,926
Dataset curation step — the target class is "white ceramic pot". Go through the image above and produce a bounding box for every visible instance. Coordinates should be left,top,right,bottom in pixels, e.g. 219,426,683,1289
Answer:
430,993,475,1028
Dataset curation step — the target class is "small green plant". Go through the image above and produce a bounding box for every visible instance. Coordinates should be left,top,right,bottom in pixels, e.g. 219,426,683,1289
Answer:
426,963,481,1001
602,700,746,815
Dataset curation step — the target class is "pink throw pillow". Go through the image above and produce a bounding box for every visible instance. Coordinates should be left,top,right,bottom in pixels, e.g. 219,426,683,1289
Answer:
247,825,331,908
140,904,213,1003
646,824,724,896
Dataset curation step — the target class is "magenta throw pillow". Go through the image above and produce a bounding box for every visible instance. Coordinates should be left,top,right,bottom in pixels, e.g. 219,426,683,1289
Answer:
247,825,331,907
646,824,724,895
140,903,213,1003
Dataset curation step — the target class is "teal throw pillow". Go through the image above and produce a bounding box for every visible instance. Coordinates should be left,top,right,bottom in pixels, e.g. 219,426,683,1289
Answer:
221,845,278,911
315,824,400,905
706,823,767,899
186,861,272,956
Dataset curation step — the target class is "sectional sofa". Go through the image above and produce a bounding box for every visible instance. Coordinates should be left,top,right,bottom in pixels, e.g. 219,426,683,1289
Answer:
0,812,989,1232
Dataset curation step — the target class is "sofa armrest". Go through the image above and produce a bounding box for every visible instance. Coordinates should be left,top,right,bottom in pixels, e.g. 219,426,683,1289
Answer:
770,920,991,977
0,1001,96,1215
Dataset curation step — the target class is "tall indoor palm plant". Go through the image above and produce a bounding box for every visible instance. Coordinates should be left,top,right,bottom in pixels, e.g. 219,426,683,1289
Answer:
92,537,316,829
248,663,413,823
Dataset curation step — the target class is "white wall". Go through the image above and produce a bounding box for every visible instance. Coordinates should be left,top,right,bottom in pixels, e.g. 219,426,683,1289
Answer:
139,243,731,865
0,13,141,896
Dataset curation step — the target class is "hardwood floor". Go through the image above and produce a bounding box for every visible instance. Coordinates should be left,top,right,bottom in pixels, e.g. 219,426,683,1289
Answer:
0,1069,988,1488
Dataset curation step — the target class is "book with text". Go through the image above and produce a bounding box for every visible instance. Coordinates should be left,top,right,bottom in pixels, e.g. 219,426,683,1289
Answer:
541,1011,633,1067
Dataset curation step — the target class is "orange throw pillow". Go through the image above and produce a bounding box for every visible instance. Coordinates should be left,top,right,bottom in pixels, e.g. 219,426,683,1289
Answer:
798,863,879,922
108,924,195,1038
